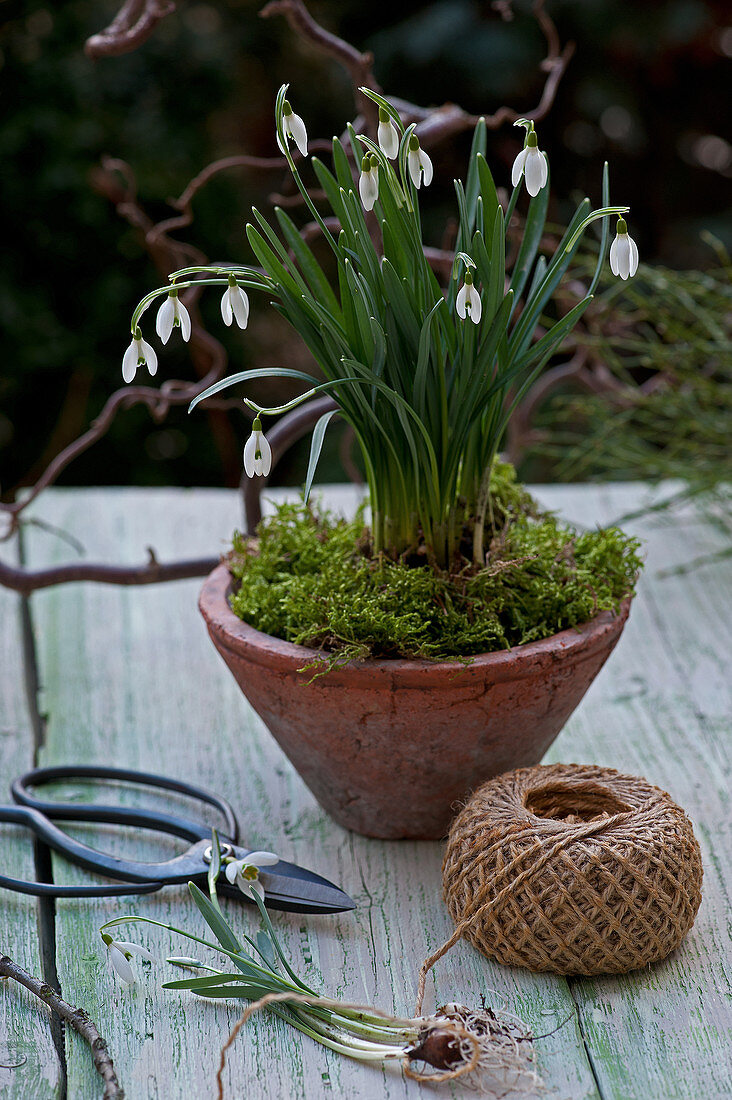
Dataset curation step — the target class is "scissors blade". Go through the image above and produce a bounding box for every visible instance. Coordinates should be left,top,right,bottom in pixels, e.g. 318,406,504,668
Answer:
218,855,355,914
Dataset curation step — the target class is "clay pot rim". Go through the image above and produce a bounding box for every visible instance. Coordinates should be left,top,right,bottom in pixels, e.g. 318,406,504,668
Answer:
199,562,631,686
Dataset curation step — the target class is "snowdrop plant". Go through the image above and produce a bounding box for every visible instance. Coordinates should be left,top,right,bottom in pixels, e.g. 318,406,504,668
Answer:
121,83,636,567
99,833,540,1087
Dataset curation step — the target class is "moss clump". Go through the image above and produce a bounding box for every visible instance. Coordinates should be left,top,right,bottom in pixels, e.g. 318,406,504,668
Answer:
228,463,642,665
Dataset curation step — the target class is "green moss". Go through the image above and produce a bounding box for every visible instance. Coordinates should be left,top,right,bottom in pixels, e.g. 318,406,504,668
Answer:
228,462,642,666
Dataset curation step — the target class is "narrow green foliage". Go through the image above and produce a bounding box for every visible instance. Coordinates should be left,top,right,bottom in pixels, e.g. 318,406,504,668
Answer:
128,89,633,566
228,462,642,666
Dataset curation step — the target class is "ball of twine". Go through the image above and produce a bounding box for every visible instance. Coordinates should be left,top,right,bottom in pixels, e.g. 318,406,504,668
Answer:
416,764,702,1012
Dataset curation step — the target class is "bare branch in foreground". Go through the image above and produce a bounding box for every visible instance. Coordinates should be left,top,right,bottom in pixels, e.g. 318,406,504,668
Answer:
0,955,123,1099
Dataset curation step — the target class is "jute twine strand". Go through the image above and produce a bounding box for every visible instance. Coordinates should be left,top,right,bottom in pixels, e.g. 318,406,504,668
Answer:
416,764,702,1015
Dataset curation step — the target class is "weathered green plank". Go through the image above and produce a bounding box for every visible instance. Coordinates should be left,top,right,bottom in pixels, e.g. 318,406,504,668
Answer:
25,487,598,1100
0,547,63,1097
538,482,732,1100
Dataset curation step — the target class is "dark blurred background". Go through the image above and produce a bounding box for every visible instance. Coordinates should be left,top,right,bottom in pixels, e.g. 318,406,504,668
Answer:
1,0,730,498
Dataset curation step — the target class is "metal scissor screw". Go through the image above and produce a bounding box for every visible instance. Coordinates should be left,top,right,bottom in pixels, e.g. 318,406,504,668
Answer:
203,842,234,863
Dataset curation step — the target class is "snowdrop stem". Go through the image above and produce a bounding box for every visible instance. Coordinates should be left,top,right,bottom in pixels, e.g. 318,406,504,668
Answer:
242,374,364,418
168,265,265,283
565,205,630,252
242,391,314,417
130,276,266,331
100,913,296,987
274,84,339,257
359,86,404,137
452,251,477,281
251,890,312,992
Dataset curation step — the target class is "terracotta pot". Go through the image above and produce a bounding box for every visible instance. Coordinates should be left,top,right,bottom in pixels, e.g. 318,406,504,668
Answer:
200,563,631,839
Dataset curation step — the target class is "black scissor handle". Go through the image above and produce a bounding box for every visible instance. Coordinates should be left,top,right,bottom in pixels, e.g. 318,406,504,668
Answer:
12,765,240,844
0,803,167,896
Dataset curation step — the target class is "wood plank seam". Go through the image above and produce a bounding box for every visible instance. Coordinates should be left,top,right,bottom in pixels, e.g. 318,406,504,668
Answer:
567,979,608,1100
18,530,68,1096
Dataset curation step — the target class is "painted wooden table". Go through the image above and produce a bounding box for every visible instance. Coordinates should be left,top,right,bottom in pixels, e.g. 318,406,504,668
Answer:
1,483,730,1100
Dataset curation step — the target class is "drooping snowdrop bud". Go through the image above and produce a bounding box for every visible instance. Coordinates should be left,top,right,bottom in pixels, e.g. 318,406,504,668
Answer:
243,418,272,478
407,134,433,189
122,327,157,384
102,934,156,984
511,128,548,198
456,269,482,325
609,217,639,280
377,107,399,160
282,99,308,157
221,274,250,329
358,155,379,211
155,290,191,345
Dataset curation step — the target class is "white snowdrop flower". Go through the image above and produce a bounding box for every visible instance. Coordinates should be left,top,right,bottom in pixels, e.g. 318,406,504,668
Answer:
358,155,379,211
224,850,279,900
220,275,250,329
456,269,482,325
282,99,308,157
242,419,273,478
609,217,639,280
102,935,156,984
122,327,157,384
155,290,191,345
407,134,433,189
511,129,548,198
377,107,399,160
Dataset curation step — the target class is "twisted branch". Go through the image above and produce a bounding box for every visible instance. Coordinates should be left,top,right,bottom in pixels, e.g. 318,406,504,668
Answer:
261,0,381,129
85,0,176,60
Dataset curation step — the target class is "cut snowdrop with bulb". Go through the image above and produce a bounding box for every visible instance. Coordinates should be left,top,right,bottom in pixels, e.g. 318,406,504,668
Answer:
99,831,543,1090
